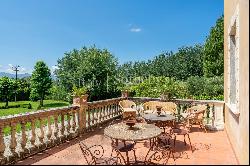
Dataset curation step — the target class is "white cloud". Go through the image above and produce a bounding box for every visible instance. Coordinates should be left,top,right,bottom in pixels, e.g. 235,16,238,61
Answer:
51,65,59,73
130,28,141,32
19,67,26,72
0,64,32,74
6,68,14,73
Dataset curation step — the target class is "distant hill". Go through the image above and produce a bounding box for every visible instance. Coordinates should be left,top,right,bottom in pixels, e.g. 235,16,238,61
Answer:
0,72,56,79
0,72,31,78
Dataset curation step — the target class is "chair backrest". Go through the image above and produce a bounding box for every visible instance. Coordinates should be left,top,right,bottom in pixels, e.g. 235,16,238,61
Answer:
143,101,177,114
187,105,207,119
119,100,136,110
144,144,173,165
79,142,104,165
143,101,159,111
161,102,177,115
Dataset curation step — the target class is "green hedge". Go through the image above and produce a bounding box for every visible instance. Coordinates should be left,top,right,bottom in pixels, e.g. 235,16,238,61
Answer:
0,103,32,109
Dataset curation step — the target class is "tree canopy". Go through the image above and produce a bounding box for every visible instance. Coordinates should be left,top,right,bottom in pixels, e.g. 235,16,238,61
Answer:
30,61,52,107
118,44,204,81
55,46,119,101
203,15,224,77
0,76,15,106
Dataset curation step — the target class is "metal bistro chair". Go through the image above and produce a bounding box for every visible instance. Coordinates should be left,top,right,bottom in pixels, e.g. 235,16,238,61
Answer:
79,141,126,165
142,142,175,165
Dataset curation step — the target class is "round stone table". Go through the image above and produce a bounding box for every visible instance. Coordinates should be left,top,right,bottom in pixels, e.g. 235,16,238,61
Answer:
143,113,176,122
104,122,162,141
104,123,162,165
143,113,176,133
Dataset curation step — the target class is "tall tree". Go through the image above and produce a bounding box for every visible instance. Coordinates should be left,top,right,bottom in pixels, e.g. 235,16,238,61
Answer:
0,77,15,107
55,46,119,101
203,15,224,77
30,61,52,107
170,44,204,80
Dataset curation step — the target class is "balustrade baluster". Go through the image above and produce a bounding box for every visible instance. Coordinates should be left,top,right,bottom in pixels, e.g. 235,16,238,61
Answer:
60,114,65,139
66,113,71,135
211,104,215,126
95,107,99,125
86,108,89,127
108,105,111,119
20,121,28,154
106,105,110,119
30,120,36,149
91,109,95,126
116,104,121,115
113,104,116,118
102,106,105,121
113,104,117,116
53,114,59,141
117,103,120,116
72,111,76,132
105,105,108,120
99,107,103,123
38,118,45,148
112,104,115,118
9,123,17,157
47,116,52,146
0,125,5,159
60,112,65,142
110,104,113,118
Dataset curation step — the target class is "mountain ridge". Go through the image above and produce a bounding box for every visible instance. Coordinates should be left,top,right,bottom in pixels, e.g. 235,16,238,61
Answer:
0,72,56,79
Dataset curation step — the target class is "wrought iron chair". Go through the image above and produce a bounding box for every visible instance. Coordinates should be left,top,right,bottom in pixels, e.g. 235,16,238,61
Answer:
171,121,193,152
142,142,175,165
79,141,126,165
111,139,137,165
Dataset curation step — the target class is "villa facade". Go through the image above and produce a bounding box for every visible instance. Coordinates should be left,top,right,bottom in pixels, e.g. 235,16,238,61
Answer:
224,0,249,164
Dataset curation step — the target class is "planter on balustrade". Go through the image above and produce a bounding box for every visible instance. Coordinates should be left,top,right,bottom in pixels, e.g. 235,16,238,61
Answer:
72,94,89,106
121,90,129,98
160,92,171,101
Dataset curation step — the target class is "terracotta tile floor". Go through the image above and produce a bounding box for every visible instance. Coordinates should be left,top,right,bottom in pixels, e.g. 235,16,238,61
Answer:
16,121,238,165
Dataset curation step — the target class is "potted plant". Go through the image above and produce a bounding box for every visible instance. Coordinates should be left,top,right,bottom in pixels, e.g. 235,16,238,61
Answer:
160,91,172,101
161,82,176,101
72,85,89,106
119,83,133,98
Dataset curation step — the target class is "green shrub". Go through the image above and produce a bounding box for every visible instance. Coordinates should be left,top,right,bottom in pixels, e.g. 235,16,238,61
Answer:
0,104,20,109
20,103,33,109
186,76,224,100
131,76,185,99
28,103,32,109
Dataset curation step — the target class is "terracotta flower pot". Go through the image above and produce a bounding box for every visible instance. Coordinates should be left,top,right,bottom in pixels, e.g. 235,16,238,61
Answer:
121,90,129,98
72,94,88,106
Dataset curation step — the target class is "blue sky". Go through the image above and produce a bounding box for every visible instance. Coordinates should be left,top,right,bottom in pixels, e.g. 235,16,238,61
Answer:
0,0,223,74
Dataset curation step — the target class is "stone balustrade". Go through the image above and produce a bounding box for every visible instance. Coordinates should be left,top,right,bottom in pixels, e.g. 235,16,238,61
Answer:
129,97,225,130
0,96,225,164
0,97,124,165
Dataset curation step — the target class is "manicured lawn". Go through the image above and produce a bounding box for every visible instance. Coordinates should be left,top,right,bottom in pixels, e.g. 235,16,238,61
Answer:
0,100,70,117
